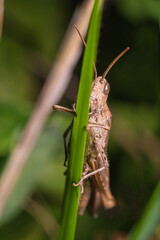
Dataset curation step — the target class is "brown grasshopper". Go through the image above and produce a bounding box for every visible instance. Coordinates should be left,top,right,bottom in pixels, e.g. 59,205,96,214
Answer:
52,26,129,217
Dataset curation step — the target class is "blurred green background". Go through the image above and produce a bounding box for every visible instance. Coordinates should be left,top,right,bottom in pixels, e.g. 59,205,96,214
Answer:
0,0,159,239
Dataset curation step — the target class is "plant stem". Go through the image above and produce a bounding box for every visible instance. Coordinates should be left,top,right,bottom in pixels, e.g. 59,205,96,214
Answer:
56,1,104,239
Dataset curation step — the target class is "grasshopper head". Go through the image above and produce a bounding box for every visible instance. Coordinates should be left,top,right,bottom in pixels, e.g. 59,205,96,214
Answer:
90,76,110,109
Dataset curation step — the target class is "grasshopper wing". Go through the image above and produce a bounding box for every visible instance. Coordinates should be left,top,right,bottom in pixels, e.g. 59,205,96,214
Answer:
89,152,116,209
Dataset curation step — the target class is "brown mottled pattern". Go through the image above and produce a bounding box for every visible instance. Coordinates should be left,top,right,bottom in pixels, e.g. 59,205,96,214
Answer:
78,76,116,216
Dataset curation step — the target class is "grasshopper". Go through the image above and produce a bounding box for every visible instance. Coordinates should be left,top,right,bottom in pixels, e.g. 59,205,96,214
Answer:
52,26,129,217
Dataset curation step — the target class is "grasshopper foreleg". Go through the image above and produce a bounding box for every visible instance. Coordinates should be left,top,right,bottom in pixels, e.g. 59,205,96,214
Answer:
52,105,76,116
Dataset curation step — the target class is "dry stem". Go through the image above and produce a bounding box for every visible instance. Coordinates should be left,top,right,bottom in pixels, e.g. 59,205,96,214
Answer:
0,0,4,38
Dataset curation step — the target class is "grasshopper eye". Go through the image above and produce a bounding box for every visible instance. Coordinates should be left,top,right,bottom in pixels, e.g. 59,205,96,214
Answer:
104,82,110,95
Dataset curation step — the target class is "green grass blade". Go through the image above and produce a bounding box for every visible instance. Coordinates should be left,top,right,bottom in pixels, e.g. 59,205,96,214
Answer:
127,180,160,240
56,1,104,239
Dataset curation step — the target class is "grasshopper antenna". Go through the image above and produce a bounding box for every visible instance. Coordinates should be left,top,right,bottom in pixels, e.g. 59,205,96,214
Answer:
102,47,130,79
75,25,97,79
75,25,87,47
93,63,97,79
